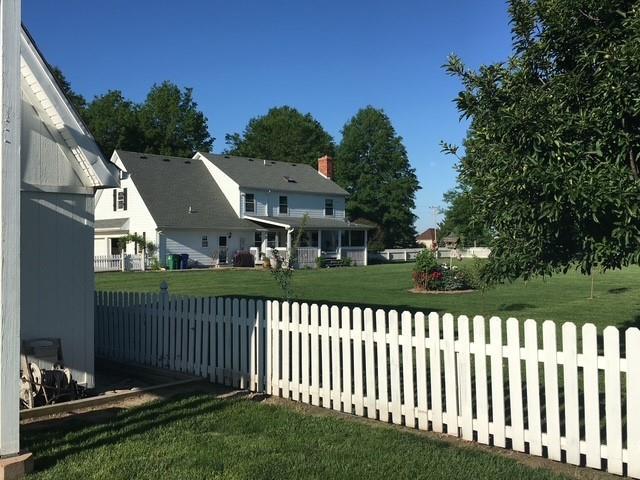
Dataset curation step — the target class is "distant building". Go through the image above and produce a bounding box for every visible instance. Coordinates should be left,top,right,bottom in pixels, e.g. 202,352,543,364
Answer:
95,152,372,267
416,228,439,249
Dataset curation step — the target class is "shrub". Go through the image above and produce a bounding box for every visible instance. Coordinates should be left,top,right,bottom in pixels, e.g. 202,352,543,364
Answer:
233,251,255,268
316,256,327,268
413,249,438,275
442,268,466,291
340,257,353,267
262,257,271,269
456,259,487,290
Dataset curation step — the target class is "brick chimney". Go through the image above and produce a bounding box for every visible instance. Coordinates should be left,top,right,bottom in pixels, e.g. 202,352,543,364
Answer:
318,155,334,180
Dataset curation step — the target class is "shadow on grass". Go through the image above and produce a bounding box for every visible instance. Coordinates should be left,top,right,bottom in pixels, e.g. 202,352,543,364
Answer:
22,393,230,474
497,303,536,312
608,287,630,295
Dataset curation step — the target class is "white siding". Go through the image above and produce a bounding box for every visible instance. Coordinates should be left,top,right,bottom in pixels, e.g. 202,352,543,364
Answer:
198,155,241,216
162,229,255,266
20,92,84,188
21,191,95,387
94,152,158,255
241,189,345,219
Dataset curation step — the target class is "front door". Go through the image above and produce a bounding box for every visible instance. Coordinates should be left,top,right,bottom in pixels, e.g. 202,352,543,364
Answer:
321,230,338,255
218,236,228,263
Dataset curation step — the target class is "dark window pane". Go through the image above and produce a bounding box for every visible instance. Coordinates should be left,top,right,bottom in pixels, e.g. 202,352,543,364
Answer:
350,230,365,247
245,193,255,213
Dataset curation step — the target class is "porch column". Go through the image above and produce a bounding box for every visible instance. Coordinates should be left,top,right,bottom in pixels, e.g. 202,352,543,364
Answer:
286,228,292,262
363,230,368,266
317,230,322,258
0,0,21,458
337,229,342,259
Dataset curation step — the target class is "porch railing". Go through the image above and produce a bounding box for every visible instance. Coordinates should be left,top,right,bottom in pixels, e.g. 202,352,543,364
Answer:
296,247,318,268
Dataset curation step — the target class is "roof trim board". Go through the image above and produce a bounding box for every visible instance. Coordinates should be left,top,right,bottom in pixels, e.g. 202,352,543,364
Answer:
20,27,119,189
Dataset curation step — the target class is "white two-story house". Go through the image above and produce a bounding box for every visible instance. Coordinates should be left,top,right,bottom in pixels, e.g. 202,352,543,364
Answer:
95,151,370,267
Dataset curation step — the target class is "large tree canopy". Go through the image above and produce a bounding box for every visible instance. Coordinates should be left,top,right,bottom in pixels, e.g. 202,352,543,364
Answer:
445,0,640,282
439,185,493,247
138,81,213,157
336,106,420,248
83,90,142,156
51,70,213,158
224,106,335,167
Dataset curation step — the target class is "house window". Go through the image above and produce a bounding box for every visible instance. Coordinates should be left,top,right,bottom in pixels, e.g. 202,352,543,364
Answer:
254,232,263,248
202,235,208,248
267,232,277,248
279,196,288,215
245,193,255,213
324,199,334,216
114,188,127,211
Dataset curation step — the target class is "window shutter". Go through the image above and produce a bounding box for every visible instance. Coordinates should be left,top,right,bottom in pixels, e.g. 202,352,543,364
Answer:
123,188,128,211
113,189,116,211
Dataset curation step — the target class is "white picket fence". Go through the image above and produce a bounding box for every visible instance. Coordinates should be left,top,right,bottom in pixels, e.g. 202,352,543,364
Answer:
94,287,640,478
94,253,146,272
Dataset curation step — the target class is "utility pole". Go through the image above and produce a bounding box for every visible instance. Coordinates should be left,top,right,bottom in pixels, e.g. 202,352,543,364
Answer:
429,206,441,245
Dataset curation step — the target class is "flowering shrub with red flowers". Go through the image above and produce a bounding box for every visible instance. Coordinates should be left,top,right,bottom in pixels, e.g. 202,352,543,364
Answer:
412,249,477,291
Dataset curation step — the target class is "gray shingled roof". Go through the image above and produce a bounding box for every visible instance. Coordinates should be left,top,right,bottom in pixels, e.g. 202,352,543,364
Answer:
199,153,348,195
246,216,373,230
116,151,256,230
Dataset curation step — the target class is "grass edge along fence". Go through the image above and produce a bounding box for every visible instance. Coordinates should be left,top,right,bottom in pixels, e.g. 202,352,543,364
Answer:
95,285,640,478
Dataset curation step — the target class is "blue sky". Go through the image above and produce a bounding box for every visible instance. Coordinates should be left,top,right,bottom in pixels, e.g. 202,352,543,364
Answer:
23,1,513,232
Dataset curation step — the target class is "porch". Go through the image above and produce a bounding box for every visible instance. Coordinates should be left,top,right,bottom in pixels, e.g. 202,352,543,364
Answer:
245,216,370,267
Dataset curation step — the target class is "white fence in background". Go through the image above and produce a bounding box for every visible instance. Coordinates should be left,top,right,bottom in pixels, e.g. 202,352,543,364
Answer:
94,253,146,272
95,287,640,478
375,247,491,262
439,247,491,259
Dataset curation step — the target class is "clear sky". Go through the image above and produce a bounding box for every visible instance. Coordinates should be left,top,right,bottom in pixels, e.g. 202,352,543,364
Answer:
23,1,513,233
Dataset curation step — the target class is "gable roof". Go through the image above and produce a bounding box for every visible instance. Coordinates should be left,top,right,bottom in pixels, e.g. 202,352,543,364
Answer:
115,150,255,230
20,26,118,188
417,228,439,241
197,152,348,196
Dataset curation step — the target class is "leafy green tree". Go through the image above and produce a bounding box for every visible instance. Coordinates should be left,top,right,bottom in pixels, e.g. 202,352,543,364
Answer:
336,106,420,248
50,66,87,113
138,81,213,157
225,106,334,167
83,91,142,157
444,0,640,282
438,184,493,247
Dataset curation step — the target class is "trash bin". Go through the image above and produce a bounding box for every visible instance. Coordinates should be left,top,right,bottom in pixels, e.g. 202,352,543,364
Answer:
180,254,189,270
166,254,177,270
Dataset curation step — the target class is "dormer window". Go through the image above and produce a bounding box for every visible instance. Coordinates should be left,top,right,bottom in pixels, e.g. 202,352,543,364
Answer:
279,196,288,215
245,193,255,213
324,199,334,216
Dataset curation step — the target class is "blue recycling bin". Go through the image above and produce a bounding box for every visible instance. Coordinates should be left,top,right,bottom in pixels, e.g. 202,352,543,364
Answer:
180,253,189,269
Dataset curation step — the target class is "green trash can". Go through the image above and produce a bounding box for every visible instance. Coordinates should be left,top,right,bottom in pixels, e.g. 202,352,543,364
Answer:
166,254,177,270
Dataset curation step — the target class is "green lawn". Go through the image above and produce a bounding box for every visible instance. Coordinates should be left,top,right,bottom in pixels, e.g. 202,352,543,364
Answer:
96,263,640,330
24,393,566,480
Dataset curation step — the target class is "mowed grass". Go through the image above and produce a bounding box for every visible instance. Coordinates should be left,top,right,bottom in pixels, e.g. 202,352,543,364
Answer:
24,393,567,480
96,263,640,330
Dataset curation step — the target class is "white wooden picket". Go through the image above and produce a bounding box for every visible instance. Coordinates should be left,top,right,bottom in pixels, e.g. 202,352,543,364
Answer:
95,288,640,478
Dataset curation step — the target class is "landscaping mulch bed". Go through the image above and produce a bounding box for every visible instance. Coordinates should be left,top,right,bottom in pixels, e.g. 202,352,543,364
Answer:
408,288,476,295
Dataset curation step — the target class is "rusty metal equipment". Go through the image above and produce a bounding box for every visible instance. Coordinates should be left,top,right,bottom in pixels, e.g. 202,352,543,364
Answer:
20,338,83,409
